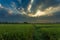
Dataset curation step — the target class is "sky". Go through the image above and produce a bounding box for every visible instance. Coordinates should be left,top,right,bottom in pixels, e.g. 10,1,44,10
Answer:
0,0,60,23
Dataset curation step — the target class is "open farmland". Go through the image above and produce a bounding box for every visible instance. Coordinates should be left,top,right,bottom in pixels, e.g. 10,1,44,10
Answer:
0,24,60,40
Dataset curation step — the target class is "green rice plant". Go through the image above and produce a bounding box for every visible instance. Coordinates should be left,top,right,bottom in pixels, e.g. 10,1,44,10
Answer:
32,24,59,40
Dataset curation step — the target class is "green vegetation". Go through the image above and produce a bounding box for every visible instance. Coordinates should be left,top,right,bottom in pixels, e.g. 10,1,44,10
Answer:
0,24,60,40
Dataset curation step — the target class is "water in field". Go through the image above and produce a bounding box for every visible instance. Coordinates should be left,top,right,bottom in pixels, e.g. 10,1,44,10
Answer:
0,24,60,40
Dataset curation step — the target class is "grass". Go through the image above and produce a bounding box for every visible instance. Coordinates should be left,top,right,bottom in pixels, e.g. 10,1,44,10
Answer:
0,24,34,40
0,24,60,40
0,24,33,33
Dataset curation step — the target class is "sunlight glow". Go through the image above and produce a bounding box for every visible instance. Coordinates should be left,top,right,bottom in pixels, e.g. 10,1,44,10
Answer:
27,6,60,17
28,10,46,17
27,0,34,12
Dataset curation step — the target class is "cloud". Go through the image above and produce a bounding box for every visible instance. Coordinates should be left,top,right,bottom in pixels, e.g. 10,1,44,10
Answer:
26,5,60,17
27,0,34,12
15,0,60,17
0,8,9,17
1,0,60,17
0,0,60,23
31,0,60,11
0,4,4,8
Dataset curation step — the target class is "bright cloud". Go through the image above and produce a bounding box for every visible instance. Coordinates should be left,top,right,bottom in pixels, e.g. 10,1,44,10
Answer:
28,10,46,17
27,5,60,17
0,4,4,8
27,0,34,12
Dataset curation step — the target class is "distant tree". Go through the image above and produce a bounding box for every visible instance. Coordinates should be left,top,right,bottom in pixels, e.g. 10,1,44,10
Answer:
24,22,28,24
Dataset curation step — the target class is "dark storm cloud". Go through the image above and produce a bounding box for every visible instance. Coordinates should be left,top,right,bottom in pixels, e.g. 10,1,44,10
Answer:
35,11,60,23
0,0,60,23
0,8,9,17
21,0,31,11
0,0,60,12
0,8,29,22
31,0,60,12
0,0,31,12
